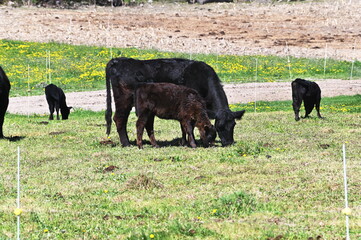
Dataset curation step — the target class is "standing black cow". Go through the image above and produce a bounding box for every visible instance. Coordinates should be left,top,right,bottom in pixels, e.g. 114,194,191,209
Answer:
105,57,245,147
0,66,11,138
45,84,72,120
291,78,322,121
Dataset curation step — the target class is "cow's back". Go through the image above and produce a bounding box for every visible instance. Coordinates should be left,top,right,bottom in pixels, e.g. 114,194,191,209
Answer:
107,58,195,88
292,78,320,96
45,84,64,101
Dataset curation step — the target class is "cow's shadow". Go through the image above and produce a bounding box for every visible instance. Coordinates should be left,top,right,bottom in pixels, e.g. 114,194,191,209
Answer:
301,116,326,120
129,138,221,148
3,136,26,142
129,138,182,148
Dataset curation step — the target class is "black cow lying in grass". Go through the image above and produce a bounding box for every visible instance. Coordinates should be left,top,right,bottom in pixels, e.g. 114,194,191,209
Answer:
0,66,11,138
105,57,245,147
45,84,72,120
135,83,216,149
291,78,323,121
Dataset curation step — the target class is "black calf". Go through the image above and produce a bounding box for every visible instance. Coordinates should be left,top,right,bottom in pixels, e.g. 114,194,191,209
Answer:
45,84,72,120
291,78,322,121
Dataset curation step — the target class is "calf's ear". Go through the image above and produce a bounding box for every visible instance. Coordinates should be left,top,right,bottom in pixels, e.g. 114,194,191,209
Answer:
232,110,245,120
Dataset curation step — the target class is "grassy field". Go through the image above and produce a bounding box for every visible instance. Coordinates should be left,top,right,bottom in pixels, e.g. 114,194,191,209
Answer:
0,96,360,239
1,39,361,97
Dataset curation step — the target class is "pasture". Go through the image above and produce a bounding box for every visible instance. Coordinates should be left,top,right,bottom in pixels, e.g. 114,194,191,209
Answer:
1,1,361,238
0,95,360,239
1,39,361,97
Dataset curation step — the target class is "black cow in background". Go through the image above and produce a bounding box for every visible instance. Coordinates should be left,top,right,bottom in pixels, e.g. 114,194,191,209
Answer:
291,78,323,121
0,66,11,138
105,57,245,147
45,84,72,120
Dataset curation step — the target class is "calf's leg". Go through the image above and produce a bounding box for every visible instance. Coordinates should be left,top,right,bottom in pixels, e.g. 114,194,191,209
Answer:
145,114,159,148
315,93,323,119
55,102,60,120
198,127,209,148
292,83,305,121
48,102,55,120
303,98,315,118
184,120,197,148
136,114,148,149
292,101,301,121
180,122,187,146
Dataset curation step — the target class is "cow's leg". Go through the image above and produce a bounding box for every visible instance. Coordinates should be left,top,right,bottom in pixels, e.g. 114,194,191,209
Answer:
292,83,306,121
55,102,60,120
113,86,133,147
303,98,315,118
48,102,55,120
145,114,159,148
0,101,6,138
292,95,303,121
315,94,323,119
0,112,4,138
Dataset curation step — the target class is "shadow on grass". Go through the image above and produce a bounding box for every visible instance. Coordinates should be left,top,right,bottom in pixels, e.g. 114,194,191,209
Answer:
3,136,26,142
132,138,222,148
101,138,222,148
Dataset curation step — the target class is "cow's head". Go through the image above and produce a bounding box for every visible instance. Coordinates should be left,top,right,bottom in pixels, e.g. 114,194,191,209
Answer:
215,109,245,146
61,107,72,120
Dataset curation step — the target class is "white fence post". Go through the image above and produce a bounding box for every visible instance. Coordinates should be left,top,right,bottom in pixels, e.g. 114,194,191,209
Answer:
342,144,350,240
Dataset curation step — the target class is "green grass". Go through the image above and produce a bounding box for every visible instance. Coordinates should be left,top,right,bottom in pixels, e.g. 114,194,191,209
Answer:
1,39,360,97
230,94,361,113
0,96,360,239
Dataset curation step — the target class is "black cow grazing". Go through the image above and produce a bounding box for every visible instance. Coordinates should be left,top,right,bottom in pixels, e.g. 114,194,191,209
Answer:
105,57,245,147
291,78,322,121
45,84,72,120
0,66,11,139
135,83,216,149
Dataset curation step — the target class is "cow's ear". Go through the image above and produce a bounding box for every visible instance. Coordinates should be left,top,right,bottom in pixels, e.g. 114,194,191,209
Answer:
232,110,245,120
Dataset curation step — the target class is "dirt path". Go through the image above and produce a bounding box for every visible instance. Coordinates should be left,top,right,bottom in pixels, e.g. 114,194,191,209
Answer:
1,1,361,60
8,79,361,115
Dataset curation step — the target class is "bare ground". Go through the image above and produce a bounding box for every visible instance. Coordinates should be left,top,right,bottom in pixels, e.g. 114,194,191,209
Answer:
8,79,361,115
1,1,361,114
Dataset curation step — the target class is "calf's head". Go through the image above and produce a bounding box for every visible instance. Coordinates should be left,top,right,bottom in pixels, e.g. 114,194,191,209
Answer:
200,124,217,148
61,107,72,120
215,110,245,146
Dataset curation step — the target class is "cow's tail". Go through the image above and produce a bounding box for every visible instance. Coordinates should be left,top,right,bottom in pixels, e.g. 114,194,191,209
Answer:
105,63,112,136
